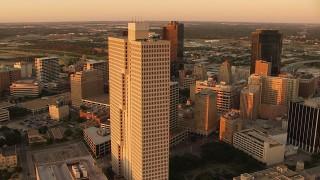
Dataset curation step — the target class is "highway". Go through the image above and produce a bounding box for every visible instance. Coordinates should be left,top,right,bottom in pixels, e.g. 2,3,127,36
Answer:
281,59,320,73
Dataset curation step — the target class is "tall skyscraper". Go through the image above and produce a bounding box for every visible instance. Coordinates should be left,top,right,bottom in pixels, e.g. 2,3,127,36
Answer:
287,98,320,154
35,57,60,83
240,89,260,121
261,76,287,106
84,59,109,93
218,60,232,85
255,60,271,76
70,70,104,107
194,89,219,136
170,82,179,130
193,65,207,81
163,21,184,77
109,22,170,180
251,29,283,76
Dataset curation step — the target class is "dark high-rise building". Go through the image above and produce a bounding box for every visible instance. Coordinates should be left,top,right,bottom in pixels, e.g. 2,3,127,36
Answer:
287,98,320,154
251,29,283,76
163,21,184,77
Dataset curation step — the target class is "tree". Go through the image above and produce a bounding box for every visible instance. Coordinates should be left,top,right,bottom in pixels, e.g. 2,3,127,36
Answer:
0,138,6,147
5,131,21,146
38,126,48,134
64,128,73,137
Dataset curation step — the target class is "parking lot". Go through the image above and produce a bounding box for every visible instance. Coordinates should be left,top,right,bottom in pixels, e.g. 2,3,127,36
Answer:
7,114,59,133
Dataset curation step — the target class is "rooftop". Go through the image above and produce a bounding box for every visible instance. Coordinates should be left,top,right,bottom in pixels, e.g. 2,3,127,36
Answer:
0,102,15,109
35,57,58,61
83,127,110,145
12,78,41,85
85,59,108,64
83,94,110,105
246,119,286,137
236,128,283,146
19,92,70,111
233,165,304,180
304,165,320,175
36,163,73,180
304,97,320,109
0,145,16,156
0,67,20,73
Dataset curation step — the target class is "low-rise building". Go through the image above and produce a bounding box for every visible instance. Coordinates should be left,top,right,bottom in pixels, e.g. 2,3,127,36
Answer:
233,165,304,180
49,104,69,121
10,79,43,98
0,109,10,122
0,146,18,170
28,129,47,145
300,165,320,180
83,127,111,158
233,128,285,165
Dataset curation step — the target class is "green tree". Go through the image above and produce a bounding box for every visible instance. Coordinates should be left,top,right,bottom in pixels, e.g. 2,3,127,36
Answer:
64,128,73,137
38,126,48,134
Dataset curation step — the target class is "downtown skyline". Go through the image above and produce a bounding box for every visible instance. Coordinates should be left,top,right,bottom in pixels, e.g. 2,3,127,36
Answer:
1,0,320,24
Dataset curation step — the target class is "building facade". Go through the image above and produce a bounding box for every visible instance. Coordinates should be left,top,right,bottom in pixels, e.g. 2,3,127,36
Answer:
70,70,104,107
35,57,59,83
218,60,232,85
170,82,179,130
14,62,33,78
233,128,285,165
0,109,10,122
240,89,260,121
0,68,21,93
109,22,170,180
48,104,69,121
251,29,283,76
83,127,111,158
0,146,18,170
255,60,271,76
10,79,43,98
83,59,109,93
287,98,320,154
194,89,218,136
163,21,184,77
219,110,242,145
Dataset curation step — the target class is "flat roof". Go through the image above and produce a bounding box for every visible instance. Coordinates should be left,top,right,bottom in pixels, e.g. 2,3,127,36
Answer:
246,119,286,137
13,78,41,85
233,166,303,180
51,128,63,139
304,165,320,175
19,92,70,111
83,94,110,105
84,127,110,145
36,163,73,180
236,128,282,146
0,68,20,73
0,102,15,109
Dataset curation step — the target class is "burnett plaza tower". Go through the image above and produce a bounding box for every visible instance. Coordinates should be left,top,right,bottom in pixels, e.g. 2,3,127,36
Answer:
108,22,170,180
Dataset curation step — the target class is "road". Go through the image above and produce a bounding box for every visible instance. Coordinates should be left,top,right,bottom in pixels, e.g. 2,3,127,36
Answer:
281,59,320,73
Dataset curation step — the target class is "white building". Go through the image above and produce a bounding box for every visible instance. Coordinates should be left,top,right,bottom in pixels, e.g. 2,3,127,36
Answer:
233,128,285,165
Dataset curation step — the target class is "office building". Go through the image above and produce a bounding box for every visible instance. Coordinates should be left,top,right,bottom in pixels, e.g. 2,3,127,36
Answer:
233,165,304,180
49,104,69,121
218,60,232,85
255,60,271,76
83,127,111,158
194,89,219,136
261,76,287,106
10,79,43,98
84,59,109,93
35,57,59,83
298,74,316,98
233,128,285,165
240,89,260,121
0,146,18,170
109,22,170,179
231,66,250,82
193,78,241,113
219,109,242,145
0,109,10,122
181,75,196,89
170,82,179,130
194,65,207,81
287,98,320,154
251,29,283,76
163,21,184,77
14,61,33,78
0,68,21,93
70,70,104,107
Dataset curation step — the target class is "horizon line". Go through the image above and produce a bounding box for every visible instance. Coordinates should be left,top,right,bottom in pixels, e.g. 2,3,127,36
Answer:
0,20,319,25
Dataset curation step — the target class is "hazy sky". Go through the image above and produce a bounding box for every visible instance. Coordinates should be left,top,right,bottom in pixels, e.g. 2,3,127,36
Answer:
1,0,320,23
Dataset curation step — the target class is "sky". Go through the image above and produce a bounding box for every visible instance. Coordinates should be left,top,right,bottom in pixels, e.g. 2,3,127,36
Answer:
0,0,320,23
